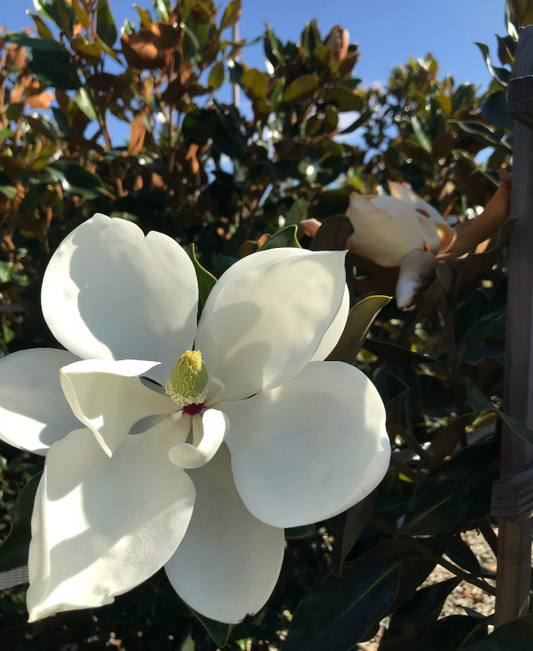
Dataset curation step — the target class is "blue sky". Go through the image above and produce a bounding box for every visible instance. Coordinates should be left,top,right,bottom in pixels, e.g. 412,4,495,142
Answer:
2,0,506,145
3,0,505,85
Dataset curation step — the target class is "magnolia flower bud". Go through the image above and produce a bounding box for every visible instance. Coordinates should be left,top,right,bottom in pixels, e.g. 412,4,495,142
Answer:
396,249,438,311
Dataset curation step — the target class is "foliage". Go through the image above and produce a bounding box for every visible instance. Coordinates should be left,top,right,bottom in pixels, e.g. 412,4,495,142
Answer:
0,0,528,649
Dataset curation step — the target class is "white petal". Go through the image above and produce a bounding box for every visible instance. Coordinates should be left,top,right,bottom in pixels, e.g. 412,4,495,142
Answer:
310,285,349,361
27,426,195,622
41,214,199,384
165,444,284,623
388,181,446,224
203,247,350,365
60,359,175,456
168,408,228,469
0,349,80,455
223,361,390,528
196,251,347,399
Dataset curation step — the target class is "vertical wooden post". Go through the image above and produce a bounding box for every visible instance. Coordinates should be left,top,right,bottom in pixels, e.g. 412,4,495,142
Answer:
495,24,533,627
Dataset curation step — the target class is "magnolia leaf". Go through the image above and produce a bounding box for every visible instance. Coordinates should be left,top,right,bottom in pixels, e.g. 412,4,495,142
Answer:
475,42,510,87
323,86,364,112
96,0,118,48
259,225,301,250
220,0,242,30
464,611,533,650
208,60,225,90
402,440,499,535
282,75,319,103
411,115,432,152
381,578,461,650
0,185,18,199
28,13,55,40
72,0,90,28
286,557,400,651
340,109,372,134
285,524,316,539
190,608,232,647
74,88,97,122
6,34,66,51
468,379,533,447
241,68,269,99
0,472,42,573
330,489,378,576
186,244,217,306
127,108,148,156
327,296,391,365
133,4,152,30
430,414,474,464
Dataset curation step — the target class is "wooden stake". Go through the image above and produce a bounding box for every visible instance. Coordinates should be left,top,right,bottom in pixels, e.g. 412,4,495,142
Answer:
495,24,533,627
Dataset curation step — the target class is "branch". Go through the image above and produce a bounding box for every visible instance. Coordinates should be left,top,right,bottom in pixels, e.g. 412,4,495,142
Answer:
370,514,497,596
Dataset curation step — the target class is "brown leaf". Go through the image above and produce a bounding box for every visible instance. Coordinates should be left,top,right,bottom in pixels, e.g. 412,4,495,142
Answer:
121,32,165,70
150,22,180,49
6,44,26,69
25,91,55,109
439,170,512,261
127,107,148,156
185,143,200,174
310,214,353,251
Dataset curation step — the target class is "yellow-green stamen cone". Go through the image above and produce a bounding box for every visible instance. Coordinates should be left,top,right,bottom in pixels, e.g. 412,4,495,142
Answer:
166,350,209,406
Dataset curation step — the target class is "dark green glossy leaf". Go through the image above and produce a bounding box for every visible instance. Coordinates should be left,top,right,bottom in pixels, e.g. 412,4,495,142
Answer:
445,535,481,575
327,296,391,365
412,615,488,650
182,108,217,146
340,109,372,134
286,558,400,651
381,578,460,650
402,440,500,535
301,21,321,58
466,380,494,412
259,225,301,250
330,489,378,576
285,524,316,539
475,42,510,87
190,608,232,647
74,88,98,121
465,611,533,650
185,244,217,306
6,34,66,51
33,0,74,33
0,473,42,572
363,338,443,369
411,115,432,152
28,49,81,90
481,90,514,129
96,0,118,48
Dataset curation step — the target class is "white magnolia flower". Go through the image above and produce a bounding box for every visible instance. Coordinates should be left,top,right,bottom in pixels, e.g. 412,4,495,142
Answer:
0,214,390,624
346,181,454,267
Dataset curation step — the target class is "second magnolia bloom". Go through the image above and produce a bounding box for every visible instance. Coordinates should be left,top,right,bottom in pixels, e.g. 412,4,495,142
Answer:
346,181,455,267
0,214,391,625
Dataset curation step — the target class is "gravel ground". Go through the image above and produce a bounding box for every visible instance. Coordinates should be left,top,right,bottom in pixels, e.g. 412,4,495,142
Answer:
358,527,512,651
